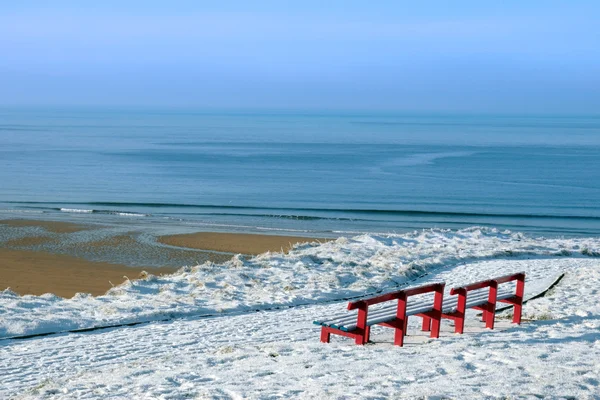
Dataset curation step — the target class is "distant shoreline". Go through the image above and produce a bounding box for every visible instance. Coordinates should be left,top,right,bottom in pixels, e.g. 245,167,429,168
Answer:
0,218,328,298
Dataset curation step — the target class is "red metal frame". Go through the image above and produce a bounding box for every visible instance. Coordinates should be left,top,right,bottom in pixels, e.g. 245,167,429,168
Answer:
440,272,525,334
320,282,445,346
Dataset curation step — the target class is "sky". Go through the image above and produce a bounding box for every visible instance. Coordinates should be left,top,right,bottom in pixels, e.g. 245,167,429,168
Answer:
1,1,599,113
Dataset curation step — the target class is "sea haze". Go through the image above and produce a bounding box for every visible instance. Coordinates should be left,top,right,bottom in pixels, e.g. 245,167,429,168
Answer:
1,107,599,237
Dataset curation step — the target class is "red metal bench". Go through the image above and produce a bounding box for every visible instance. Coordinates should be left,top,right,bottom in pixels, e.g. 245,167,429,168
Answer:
315,272,526,346
314,282,445,346
437,272,525,334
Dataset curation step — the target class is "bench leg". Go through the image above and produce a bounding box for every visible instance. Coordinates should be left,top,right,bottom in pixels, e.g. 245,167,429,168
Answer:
513,302,523,324
453,290,467,335
320,327,331,343
393,323,405,347
455,315,465,334
422,316,431,332
353,328,370,345
485,304,496,330
354,332,368,345
430,316,441,339
429,286,444,339
513,275,525,325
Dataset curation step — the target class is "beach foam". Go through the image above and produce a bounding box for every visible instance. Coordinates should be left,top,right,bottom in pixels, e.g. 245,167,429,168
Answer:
60,208,93,213
1,227,598,339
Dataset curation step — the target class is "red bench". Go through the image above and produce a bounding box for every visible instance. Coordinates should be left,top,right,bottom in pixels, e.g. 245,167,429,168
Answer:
438,272,525,334
315,282,445,346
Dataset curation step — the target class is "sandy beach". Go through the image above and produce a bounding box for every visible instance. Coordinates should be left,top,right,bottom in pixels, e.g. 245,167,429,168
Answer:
158,231,330,255
0,219,326,298
0,248,158,298
0,218,92,233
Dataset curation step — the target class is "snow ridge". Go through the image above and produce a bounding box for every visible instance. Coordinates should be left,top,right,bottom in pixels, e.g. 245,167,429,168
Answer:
1,227,598,338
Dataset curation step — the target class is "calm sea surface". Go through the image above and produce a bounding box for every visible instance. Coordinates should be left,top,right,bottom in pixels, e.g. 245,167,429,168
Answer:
1,108,600,237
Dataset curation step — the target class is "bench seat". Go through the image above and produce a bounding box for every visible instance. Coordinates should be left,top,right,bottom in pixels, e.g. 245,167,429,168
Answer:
314,287,514,332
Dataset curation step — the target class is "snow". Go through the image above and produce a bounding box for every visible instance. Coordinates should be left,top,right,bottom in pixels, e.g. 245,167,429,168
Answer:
1,228,600,398
2,228,598,339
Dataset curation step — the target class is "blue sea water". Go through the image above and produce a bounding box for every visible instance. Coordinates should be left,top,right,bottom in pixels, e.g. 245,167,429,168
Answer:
1,107,599,237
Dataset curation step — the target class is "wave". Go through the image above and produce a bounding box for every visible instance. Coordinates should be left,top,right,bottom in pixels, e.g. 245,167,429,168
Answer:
59,208,148,217
191,212,357,221
6,200,600,221
53,207,344,221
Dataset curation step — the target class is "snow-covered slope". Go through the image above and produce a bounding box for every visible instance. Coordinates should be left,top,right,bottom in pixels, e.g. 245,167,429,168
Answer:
1,257,599,399
1,229,600,399
1,228,599,339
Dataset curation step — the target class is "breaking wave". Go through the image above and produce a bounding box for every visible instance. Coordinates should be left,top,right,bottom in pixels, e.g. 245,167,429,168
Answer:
7,201,600,222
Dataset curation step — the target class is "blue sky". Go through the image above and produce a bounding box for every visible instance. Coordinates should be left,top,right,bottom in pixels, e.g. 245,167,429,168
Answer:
1,1,599,112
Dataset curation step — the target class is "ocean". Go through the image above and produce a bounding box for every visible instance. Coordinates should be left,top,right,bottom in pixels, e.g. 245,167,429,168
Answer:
1,107,600,237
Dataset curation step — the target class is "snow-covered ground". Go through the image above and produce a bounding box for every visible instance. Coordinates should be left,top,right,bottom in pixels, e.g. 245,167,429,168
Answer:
1,228,600,398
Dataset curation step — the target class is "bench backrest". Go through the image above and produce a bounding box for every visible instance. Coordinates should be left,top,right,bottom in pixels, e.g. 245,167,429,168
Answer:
449,272,525,295
348,282,445,310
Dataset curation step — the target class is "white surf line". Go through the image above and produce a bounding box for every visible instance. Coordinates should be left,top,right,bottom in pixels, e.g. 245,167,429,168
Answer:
0,269,434,342
1,257,563,342
3,228,598,340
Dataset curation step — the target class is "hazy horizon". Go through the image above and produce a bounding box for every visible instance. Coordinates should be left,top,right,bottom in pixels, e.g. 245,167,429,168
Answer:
3,105,600,118
1,1,599,113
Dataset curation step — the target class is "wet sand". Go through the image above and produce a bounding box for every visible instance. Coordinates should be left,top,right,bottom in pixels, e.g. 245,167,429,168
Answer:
0,248,174,298
0,219,329,298
158,231,330,255
0,219,91,233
